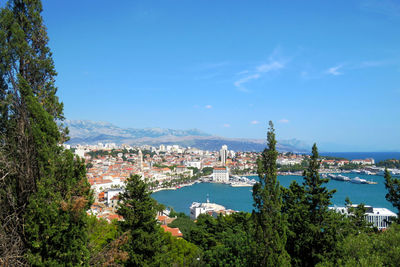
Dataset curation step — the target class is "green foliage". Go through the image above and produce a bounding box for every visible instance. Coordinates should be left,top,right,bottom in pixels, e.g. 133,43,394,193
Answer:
24,150,93,266
201,167,214,176
185,212,256,267
0,0,92,265
321,156,348,161
117,174,163,266
160,229,202,266
377,159,400,169
252,121,290,266
168,208,189,219
187,166,199,174
283,143,342,266
384,168,400,221
318,224,400,267
339,162,362,170
86,162,93,169
277,163,305,172
344,197,374,232
87,216,119,256
168,216,196,238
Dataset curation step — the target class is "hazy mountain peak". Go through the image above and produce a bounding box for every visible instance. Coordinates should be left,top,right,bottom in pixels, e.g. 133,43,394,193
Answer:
64,119,309,152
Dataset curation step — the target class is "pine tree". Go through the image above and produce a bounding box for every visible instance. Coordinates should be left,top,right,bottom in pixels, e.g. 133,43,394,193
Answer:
283,144,339,266
0,0,92,265
384,168,400,222
252,121,290,266
117,175,163,266
303,144,336,224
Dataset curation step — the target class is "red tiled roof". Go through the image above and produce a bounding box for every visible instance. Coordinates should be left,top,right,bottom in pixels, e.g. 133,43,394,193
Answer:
161,225,183,237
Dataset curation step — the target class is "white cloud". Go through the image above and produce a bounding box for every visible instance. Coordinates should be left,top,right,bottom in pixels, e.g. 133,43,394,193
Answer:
234,47,287,92
234,74,260,88
205,105,212,109
256,61,284,73
250,120,260,125
236,70,249,75
326,65,343,76
223,123,230,128
279,119,289,123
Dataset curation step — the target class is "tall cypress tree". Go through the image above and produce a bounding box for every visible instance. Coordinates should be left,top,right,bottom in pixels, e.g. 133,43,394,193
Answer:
384,168,400,222
283,143,339,266
302,144,337,265
252,121,290,266
0,0,92,265
117,174,163,266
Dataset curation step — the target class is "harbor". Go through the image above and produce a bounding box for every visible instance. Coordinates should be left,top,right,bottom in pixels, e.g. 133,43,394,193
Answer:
152,173,395,215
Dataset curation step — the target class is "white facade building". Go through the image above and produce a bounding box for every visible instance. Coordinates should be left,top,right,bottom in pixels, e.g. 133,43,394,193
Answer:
74,148,87,159
190,201,226,220
212,167,229,183
185,161,202,169
330,205,397,230
106,188,123,207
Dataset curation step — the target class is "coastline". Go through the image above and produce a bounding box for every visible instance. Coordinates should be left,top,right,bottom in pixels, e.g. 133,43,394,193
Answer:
152,172,395,215
151,181,198,193
152,169,383,193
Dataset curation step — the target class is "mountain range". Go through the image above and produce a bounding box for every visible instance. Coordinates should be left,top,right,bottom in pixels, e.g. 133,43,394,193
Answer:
65,120,310,152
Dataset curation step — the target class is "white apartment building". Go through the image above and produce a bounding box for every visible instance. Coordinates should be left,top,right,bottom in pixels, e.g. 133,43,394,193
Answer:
330,205,397,230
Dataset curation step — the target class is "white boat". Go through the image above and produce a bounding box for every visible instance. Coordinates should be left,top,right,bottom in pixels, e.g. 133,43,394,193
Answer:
231,182,253,187
350,177,368,184
337,174,351,181
328,174,350,181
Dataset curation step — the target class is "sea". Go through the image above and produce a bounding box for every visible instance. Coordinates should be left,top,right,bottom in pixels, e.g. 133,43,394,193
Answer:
152,152,400,215
152,173,396,215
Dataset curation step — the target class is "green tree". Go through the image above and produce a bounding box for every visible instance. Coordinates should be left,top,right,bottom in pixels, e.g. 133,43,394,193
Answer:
117,175,163,266
344,197,373,232
252,121,290,266
384,168,400,222
283,144,340,266
185,212,255,267
0,0,92,265
160,230,202,267
318,223,400,267
87,216,119,257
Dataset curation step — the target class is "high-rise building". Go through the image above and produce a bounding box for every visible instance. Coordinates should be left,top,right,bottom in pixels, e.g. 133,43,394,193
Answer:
159,144,165,152
138,149,143,171
220,145,228,166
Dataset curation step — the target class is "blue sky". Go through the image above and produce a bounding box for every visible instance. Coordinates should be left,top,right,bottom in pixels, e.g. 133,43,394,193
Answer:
34,0,400,151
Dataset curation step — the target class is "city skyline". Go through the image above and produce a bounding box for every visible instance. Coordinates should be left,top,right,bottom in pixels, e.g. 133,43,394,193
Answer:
39,0,400,151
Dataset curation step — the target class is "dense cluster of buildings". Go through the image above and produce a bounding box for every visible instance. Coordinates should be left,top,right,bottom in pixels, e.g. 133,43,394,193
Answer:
64,142,398,229
69,143,256,221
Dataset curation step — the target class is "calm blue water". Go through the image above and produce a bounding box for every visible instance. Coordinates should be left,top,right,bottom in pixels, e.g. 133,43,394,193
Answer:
320,152,400,163
152,174,397,215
